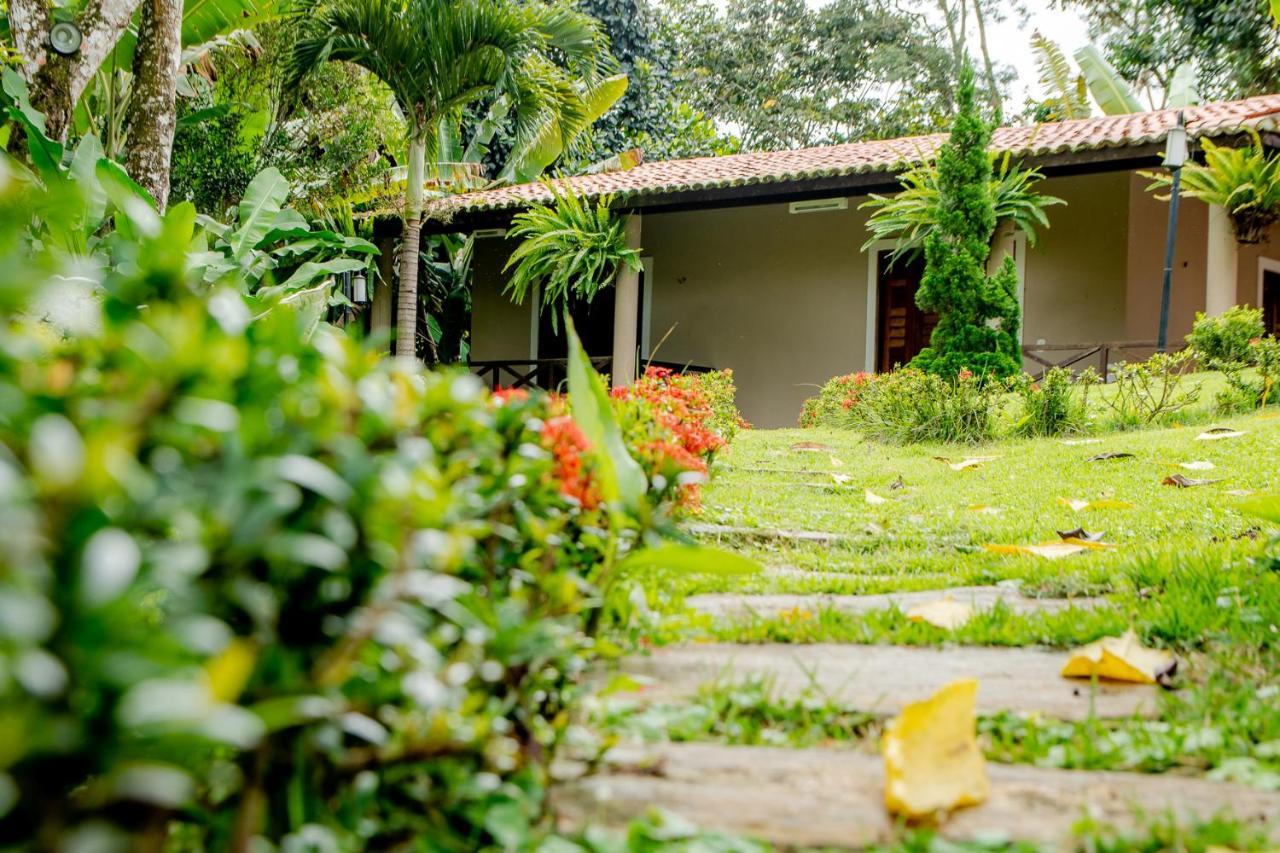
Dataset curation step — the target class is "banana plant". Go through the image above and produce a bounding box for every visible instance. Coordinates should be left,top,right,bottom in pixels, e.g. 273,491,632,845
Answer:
189,166,377,298
1031,36,1201,117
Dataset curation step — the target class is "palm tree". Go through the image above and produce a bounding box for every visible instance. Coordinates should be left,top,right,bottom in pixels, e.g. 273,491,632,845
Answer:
289,0,614,359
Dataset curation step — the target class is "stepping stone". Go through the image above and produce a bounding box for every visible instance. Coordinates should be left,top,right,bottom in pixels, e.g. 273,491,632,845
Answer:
552,743,1280,848
686,585,1106,620
622,643,1157,720
685,522,848,544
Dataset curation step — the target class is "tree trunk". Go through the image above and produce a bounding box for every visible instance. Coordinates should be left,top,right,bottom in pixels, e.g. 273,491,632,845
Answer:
371,219,399,351
395,136,426,359
126,0,182,210
7,0,144,146
971,0,1002,115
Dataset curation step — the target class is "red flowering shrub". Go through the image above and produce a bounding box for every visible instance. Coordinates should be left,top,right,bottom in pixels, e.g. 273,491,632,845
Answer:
611,367,727,511
540,414,600,509
799,371,876,427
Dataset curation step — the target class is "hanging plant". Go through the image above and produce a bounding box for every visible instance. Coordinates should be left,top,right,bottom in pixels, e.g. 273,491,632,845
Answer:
503,180,642,329
1145,132,1280,245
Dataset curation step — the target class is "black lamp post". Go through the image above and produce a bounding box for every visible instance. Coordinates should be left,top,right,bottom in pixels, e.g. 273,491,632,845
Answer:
1157,112,1188,352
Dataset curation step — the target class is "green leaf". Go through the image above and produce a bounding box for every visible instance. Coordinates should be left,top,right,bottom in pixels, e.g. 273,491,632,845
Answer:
230,167,289,260
1240,495,1280,525
565,314,646,509
182,0,278,46
1272,0,1280,25
274,258,365,292
69,135,107,230
1075,45,1143,115
614,544,762,578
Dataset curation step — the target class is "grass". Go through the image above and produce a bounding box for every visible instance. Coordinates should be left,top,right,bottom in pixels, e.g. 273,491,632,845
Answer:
598,396,1280,849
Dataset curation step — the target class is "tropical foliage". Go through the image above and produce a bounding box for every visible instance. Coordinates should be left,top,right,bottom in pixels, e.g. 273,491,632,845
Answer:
287,0,620,357
861,152,1064,259
503,183,641,328
907,64,1022,381
1144,132,1280,245
1029,33,1200,119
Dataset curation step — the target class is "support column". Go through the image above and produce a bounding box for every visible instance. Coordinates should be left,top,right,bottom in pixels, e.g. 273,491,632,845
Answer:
611,213,643,389
986,218,1016,276
370,218,399,350
1205,204,1238,317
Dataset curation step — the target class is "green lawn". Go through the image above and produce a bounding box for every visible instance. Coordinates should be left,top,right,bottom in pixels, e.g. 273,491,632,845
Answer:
605,404,1280,805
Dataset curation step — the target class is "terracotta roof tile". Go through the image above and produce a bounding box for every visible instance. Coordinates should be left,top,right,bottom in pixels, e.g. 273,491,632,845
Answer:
426,94,1280,220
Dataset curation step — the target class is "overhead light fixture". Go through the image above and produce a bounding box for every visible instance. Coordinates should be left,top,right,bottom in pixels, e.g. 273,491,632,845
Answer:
48,21,83,56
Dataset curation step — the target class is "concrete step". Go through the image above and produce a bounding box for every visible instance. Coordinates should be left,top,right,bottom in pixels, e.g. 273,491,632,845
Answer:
553,742,1280,848
622,643,1158,720
687,585,1105,621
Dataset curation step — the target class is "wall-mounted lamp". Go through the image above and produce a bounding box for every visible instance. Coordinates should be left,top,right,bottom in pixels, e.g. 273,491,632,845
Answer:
48,20,83,56
352,272,368,304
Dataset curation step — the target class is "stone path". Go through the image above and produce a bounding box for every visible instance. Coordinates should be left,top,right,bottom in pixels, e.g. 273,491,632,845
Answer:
620,642,1157,720
686,584,1105,620
554,743,1280,848
683,522,849,544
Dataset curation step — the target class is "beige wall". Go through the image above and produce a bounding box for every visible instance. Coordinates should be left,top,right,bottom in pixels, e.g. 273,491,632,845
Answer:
645,202,871,427
1125,172,1209,342
469,238,530,362
1022,172,1129,346
1236,221,1280,309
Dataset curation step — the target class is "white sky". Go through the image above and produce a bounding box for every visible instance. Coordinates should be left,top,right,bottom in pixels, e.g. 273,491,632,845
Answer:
990,2,1094,104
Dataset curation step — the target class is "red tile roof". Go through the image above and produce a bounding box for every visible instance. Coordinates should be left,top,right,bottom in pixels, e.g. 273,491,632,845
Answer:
426,94,1280,221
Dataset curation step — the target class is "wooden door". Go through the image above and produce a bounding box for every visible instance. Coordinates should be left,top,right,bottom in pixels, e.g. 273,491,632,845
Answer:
876,252,936,372
1264,269,1280,338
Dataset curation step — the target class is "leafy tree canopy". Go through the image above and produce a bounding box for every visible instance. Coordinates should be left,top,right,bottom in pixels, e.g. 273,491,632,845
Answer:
663,0,957,151
1060,0,1280,102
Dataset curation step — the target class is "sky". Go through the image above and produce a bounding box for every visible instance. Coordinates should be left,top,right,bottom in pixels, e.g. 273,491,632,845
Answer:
991,2,1094,104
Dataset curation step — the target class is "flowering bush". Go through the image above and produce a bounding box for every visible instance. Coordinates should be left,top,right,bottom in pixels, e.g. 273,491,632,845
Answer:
0,164,738,849
609,367,729,511
800,368,1000,444
799,371,875,428
688,368,749,442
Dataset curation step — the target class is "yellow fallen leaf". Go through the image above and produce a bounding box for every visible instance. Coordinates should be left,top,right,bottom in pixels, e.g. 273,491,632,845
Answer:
205,638,257,703
865,489,887,505
949,456,999,471
830,455,844,467
1061,630,1176,684
907,596,973,630
1059,497,1090,512
831,472,854,485
984,542,1089,559
1178,460,1215,471
883,679,988,819
967,504,1002,515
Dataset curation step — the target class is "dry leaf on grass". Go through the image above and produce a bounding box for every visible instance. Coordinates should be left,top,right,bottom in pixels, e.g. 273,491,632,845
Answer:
865,489,888,505
830,455,844,467
1225,489,1255,497
1162,474,1221,488
984,542,1090,559
967,504,1002,515
1060,438,1104,446
889,475,906,491
1196,427,1246,441
831,472,854,486
907,596,973,630
1178,460,1216,471
790,441,833,452
1056,527,1106,543
942,455,998,468
1086,451,1136,462
1061,630,1177,685
883,679,989,819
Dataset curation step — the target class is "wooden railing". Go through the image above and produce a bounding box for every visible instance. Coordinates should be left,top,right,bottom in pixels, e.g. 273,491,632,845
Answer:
1021,341,1186,380
469,358,715,392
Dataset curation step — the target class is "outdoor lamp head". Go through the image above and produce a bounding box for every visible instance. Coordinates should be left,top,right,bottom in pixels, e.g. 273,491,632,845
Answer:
1163,114,1188,169
48,20,83,56
352,272,368,304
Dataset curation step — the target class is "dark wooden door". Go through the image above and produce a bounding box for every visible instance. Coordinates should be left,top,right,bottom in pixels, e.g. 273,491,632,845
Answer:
1264,270,1280,338
876,252,936,372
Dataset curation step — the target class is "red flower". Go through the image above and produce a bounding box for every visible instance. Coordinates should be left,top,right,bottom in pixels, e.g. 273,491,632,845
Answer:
541,415,599,509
